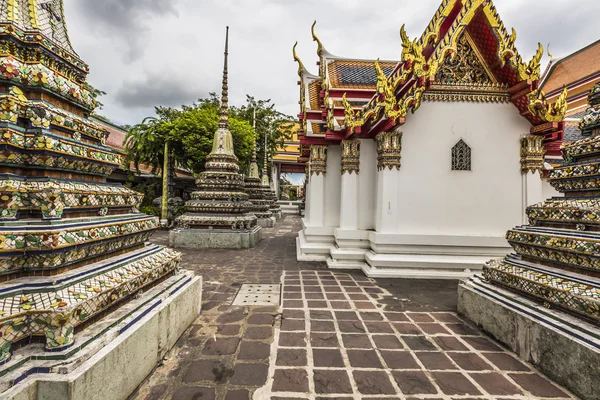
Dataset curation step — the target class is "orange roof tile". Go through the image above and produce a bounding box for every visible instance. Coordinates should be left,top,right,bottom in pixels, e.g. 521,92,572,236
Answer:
542,40,600,94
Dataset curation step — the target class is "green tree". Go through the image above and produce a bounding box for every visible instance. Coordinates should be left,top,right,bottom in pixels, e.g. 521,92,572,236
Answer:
230,96,295,175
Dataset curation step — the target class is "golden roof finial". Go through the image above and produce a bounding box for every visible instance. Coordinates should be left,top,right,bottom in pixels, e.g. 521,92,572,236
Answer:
311,20,324,58
547,43,553,59
293,42,305,78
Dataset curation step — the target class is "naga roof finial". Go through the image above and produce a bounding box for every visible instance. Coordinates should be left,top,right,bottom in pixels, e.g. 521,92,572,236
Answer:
293,42,305,78
218,26,230,129
311,20,324,58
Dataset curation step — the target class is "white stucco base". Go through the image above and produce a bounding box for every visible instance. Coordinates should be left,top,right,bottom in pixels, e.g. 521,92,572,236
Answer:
2,272,202,400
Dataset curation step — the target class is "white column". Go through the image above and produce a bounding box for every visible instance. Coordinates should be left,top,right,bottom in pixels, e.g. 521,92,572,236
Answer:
305,145,328,227
373,131,402,233
339,140,360,230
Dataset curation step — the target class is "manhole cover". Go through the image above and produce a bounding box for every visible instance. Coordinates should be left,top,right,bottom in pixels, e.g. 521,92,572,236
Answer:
232,284,281,306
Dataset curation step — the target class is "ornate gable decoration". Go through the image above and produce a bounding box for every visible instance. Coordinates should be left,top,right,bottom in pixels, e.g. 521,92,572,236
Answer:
436,34,493,85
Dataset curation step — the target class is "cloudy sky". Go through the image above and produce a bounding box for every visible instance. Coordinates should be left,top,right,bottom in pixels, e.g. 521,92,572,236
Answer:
64,0,600,126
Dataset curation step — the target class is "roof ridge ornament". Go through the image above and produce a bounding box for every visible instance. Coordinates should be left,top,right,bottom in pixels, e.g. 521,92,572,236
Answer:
311,20,324,59
292,42,304,78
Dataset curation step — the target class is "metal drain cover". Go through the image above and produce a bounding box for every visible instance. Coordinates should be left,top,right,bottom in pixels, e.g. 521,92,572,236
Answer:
232,284,281,306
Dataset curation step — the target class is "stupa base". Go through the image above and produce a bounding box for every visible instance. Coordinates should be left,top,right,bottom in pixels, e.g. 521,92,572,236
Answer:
458,276,600,400
257,217,276,228
169,225,262,249
1,272,201,400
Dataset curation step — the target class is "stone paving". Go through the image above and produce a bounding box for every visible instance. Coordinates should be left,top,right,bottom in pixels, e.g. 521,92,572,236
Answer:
130,216,576,400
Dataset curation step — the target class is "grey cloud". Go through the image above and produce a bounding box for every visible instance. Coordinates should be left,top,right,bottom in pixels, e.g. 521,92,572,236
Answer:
73,0,178,61
115,72,205,109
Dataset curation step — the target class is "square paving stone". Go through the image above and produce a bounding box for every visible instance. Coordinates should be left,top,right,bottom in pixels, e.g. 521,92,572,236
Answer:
470,373,523,395
172,387,215,400
314,369,353,394
305,286,322,292
285,286,302,292
386,313,410,322
348,294,369,300
279,332,307,347
283,300,303,308
201,337,240,355
311,332,340,347
354,302,377,310
432,312,461,323
237,342,271,360
347,349,384,368
244,326,272,340
416,352,458,370
508,373,569,397
276,348,307,366
433,336,468,351
365,322,395,333
448,352,492,371
311,320,336,332
482,353,531,371
216,324,241,336
305,292,325,299
330,301,352,309
406,313,435,322
230,364,269,386
353,371,397,395
324,286,342,292
182,360,222,382
313,348,345,367
247,314,275,325
431,372,481,395
326,293,347,300
418,323,450,335
216,309,245,324
225,389,250,400
335,311,359,320
392,370,438,395
342,334,372,349
282,309,305,319
283,292,302,299
373,335,403,349
360,312,384,321
403,336,436,350
281,319,306,331
310,310,334,320
393,323,421,334
307,300,328,308
338,320,366,333
344,287,362,293
463,336,502,351
272,369,309,392
445,323,481,336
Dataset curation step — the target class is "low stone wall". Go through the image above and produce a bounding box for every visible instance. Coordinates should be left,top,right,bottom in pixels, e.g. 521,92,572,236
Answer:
458,278,600,400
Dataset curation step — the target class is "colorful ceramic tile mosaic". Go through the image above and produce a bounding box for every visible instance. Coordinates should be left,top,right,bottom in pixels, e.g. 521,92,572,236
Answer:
484,83,600,322
0,0,181,370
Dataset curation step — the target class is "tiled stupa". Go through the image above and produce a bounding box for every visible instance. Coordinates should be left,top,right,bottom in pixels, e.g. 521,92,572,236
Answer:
261,152,282,219
0,0,185,381
482,82,600,323
171,28,262,249
245,144,275,228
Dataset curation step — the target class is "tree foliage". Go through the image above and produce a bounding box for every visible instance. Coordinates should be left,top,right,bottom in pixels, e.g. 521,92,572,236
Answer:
124,94,294,176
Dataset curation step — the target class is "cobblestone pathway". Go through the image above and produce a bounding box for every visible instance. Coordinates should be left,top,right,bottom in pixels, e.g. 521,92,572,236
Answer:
130,216,575,400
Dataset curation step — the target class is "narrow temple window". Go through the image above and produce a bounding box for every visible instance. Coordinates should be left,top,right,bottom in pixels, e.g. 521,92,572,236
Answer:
451,139,471,171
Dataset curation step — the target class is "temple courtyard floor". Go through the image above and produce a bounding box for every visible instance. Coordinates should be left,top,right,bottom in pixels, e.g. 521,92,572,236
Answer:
130,216,576,400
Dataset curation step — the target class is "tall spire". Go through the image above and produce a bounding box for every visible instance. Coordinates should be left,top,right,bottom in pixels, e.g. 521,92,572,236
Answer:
262,129,270,186
219,26,230,129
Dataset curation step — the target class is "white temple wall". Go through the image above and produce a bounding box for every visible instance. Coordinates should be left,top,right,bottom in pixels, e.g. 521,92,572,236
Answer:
393,101,530,237
357,139,377,230
324,145,342,228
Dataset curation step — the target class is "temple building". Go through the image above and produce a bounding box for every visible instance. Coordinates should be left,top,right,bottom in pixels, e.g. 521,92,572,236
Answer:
540,39,600,145
0,1,200,397
459,82,600,400
295,0,568,279
272,123,303,197
170,27,262,249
